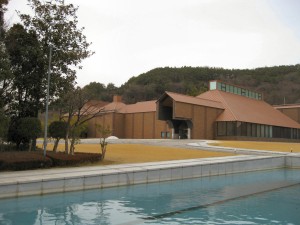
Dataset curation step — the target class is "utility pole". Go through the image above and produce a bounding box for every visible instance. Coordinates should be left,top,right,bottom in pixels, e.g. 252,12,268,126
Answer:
43,45,52,157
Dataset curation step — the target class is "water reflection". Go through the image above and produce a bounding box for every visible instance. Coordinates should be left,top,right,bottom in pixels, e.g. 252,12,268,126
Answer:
0,169,299,225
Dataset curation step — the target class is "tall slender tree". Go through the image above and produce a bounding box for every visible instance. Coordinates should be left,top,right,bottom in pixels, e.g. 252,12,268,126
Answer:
19,0,94,102
0,0,11,143
5,24,44,118
0,0,9,38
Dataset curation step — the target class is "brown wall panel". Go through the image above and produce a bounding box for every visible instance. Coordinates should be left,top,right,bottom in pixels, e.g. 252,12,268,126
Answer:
279,108,300,123
154,119,170,138
144,112,155,138
124,114,134,138
191,106,206,139
206,107,219,139
133,113,144,139
174,102,193,119
113,113,125,138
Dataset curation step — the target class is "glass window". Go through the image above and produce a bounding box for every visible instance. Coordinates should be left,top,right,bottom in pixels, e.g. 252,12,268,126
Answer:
237,122,242,136
161,132,165,138
241,89,246,96
226,122,236,136
210,81,217,90
221,83,226,91
257,124,261,137
265,125,269,138
247,123,251,136
166,132,171,138
233,87,238,94
217,122,226,136
226,84,230,92
217,82,222,90
261,125,265,138
241,122,247,136
251,124,257,137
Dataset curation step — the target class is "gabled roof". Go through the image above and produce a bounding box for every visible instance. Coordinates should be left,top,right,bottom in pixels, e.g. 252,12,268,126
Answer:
159,91,224,109
101,101,126,113
198,90,300,128
119,100,156,113
101,100,156,114
77,100,109,116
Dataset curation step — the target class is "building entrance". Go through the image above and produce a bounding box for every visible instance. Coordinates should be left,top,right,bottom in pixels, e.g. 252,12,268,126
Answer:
168,120,192,139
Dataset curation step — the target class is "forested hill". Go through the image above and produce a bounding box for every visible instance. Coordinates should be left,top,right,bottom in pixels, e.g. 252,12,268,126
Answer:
119,65,300,105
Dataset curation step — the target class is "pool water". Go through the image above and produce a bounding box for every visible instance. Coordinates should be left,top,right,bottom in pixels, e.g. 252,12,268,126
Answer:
0,169,299,225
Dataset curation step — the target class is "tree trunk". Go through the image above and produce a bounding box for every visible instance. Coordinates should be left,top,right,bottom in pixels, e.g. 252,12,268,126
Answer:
69,128,77,155
101,145,106,160
53,138,59,152
28,139,32,151
65,133,69,154
70,137,75,155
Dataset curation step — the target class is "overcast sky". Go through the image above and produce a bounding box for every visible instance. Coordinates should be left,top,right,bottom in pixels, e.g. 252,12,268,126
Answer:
5,0,300,87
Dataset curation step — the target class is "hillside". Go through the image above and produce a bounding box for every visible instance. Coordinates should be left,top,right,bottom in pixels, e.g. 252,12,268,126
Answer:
118,65,300,105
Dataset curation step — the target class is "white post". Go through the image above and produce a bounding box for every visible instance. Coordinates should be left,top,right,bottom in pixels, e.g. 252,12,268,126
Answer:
43,45,52,157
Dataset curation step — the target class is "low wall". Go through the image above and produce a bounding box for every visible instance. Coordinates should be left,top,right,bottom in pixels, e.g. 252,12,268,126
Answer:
0,155,286,199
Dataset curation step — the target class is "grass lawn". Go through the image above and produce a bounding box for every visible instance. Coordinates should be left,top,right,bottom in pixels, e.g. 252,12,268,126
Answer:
35,140,300,167
42,143,234,165
210,141,300,153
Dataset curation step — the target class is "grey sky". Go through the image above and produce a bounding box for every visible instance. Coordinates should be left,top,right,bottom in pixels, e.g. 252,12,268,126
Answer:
5,0,300,87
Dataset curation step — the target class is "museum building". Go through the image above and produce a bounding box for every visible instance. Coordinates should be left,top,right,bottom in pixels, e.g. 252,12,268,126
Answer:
87,80,300,141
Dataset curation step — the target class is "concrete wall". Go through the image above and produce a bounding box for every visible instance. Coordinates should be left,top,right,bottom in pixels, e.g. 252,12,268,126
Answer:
0,155,288,199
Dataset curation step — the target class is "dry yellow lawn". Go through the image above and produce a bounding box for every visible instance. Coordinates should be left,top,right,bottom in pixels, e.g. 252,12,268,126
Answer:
42,143,234,165
40,140,299,166
211,141,300,153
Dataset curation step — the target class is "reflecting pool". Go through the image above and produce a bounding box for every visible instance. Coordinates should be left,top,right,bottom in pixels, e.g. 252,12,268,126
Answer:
0,169,299,225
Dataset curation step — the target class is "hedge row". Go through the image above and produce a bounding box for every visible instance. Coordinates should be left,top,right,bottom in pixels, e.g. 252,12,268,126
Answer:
0,151,102,171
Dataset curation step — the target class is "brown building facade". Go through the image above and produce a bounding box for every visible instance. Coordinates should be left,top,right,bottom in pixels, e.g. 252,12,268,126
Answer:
88,81,300,142
274,104,300,124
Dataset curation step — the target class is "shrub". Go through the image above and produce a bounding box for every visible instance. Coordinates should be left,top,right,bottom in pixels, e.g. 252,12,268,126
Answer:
45,152,102,166
7,117,42,150
49,121,67,139
0,152,52,171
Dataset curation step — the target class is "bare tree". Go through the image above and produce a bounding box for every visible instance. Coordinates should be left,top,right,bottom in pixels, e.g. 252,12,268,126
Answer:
61,87,106,154
97,125,112,160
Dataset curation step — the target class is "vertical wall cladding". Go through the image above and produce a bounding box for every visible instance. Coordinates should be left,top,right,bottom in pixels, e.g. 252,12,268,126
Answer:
154,119,170,138
279,108,300,124
174,102,193,119
133,113,144,139
192,106,206,139
124,114,134,138
93,113,114,137
113,113,125,138
206,107,220,139
144,112,155,138
191,106,223,139
87,117,97,138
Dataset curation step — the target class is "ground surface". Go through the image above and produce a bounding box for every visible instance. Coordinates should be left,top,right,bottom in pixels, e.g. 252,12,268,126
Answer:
211,140,300,153
44,143,234,165
2,139,299,171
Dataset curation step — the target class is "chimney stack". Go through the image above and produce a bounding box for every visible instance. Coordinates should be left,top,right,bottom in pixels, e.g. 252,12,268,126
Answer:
113,95,122,103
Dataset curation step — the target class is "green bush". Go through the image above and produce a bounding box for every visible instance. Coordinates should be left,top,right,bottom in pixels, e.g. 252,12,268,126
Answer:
49,121,67,139
7,117,42,150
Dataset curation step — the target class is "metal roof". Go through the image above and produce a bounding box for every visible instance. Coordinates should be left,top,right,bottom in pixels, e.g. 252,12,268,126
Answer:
198,90,300,128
